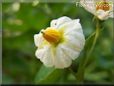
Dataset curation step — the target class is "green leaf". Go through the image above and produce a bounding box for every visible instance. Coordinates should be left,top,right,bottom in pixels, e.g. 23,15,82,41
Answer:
34,65,64,84
85,71,108,82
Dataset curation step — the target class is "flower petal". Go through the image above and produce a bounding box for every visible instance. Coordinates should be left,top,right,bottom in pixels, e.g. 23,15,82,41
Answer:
96,10,110,20
65,34,85,51
58,19,85,50
80,0,96,14
54,45,72,68
35,45,54,67
109,10,114,18
50,19,57,28
59,44,80,60
50,16,72,28
34,33,44,47
61,19,83,34
58,19,85,60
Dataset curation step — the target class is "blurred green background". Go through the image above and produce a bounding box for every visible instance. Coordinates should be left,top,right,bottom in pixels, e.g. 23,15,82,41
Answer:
2,2,114,84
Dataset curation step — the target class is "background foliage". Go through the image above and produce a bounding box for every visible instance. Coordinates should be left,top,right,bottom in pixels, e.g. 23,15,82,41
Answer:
2,2,114,84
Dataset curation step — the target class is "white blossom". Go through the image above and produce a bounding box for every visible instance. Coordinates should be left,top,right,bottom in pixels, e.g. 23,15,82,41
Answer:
80,0,114,20
34,16,85,69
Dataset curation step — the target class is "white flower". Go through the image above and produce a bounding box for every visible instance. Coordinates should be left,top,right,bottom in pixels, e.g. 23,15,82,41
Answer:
80,0,114,20
34,16,85,69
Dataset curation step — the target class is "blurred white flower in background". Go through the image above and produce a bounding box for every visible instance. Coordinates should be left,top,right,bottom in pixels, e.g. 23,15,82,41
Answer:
34,16,85,69
12,2,20,12
32,0,39,6
80,0,114,20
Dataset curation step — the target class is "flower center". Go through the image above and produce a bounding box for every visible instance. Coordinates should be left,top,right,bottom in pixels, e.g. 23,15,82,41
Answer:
41,27,61,43
96,0,110,11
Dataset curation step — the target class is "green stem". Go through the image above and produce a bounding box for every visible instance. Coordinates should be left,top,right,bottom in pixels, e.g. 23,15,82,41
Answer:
75,18,101,82
68,67,77,80
69,18,103,82
84,19,100,67
92,16,96,22
86,27,104,42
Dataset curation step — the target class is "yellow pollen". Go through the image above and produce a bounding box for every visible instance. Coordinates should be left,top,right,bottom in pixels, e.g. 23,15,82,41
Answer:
96,0,110,11
41,27,61,43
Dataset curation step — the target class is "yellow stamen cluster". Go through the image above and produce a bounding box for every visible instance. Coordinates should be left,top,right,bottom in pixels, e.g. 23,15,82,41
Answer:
96,1,110,11
41,28,61,43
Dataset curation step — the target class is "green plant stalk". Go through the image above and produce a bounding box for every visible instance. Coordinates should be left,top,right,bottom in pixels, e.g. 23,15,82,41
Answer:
75,57,85,82
69,18,101,82
68,67,77,80
76,19,100,82
84,19,100,67
85,27,104,42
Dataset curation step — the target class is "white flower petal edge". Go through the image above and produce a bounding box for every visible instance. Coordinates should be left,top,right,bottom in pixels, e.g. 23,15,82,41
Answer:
58,19,85,60
34,16,85,69
108,10,114,18
34,33,44,47
50,16,72,28
80,0,96,14
35,45,54,67
96,10,110,20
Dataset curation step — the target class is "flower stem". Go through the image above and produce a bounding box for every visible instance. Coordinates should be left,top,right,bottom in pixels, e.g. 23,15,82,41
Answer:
68,67,77,80
86,27,104,42
75,18,101,82
69,18,103,82
84,19,100,67
75,57,85,82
